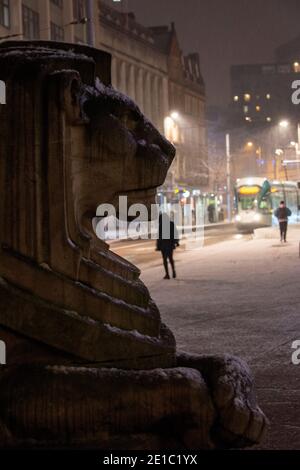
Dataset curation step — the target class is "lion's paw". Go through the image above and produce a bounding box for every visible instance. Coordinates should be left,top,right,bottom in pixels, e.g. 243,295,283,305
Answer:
177,352,268,447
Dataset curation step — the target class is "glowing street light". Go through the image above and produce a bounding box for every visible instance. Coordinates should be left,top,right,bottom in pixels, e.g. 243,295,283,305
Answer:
294,61,300,72
170,111,179,120
279,120,289,128
164,115,179,144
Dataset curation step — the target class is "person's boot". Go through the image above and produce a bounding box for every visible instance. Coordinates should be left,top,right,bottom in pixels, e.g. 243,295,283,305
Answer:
172,270,176,279
164,273,170,279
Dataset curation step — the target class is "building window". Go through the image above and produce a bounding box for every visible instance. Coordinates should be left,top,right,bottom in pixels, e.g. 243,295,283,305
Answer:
0,0,10,28
73,0,85,20
244,93,251,102
50,22,64,41
262,65,275,74
22,4,39,39
266,93,271,100
233,95,239,102
277,64,291,74
51,0,63,7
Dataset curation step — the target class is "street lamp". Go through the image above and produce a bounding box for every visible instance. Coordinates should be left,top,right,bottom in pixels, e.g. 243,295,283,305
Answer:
171,111,179,120
279,120,289,129
225,133,231,222
274,148,284,179
164,115,179,143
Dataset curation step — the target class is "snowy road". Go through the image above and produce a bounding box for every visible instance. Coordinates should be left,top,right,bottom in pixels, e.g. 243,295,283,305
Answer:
115,229,300,449
111,224,245,267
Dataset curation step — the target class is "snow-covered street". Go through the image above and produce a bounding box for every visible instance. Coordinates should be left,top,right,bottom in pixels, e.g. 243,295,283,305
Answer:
128,228,300,449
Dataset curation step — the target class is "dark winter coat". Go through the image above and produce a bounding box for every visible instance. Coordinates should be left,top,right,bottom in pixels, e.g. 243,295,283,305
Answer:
274,207,292,221
156,214,179,253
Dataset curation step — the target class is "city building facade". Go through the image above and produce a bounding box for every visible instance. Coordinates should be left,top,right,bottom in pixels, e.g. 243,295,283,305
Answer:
151,24,207,190
98,2,168,135
229,61,300,182
98,2,208,196
0,0,95,44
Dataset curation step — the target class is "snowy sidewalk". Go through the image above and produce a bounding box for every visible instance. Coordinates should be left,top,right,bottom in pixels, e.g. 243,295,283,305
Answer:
139,235,300,449
254,223,300,241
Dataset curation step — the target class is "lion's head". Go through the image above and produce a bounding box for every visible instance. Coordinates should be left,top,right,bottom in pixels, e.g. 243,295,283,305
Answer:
77,79,175,219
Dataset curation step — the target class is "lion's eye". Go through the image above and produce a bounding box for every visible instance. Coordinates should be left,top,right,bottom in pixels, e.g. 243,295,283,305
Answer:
119,112,138,132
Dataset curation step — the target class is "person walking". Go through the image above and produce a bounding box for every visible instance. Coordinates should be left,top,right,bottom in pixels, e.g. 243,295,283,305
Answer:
207,203,215,223
156,213,179,279
274,200,292,243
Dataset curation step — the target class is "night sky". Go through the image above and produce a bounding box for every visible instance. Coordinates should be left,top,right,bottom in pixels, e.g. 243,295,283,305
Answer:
109,0,300,107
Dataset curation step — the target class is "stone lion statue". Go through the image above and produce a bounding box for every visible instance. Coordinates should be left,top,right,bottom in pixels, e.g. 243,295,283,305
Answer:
0,41,267,449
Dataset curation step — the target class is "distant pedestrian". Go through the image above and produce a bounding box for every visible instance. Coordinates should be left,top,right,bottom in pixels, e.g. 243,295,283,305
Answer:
207,203,215,223
156,213,179,279
218,207,224,222
274,200,292,243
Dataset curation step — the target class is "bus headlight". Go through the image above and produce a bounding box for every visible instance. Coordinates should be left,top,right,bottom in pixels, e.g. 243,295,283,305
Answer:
235,215,241,222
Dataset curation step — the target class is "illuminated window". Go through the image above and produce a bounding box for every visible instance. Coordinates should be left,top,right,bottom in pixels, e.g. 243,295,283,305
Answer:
256,105,261,112
266,93,271,99
245,116,252,122
244,93,251,102
294,62,300,73
243,105,249,114
233,95,239,102
266,117,272,122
